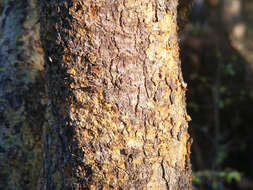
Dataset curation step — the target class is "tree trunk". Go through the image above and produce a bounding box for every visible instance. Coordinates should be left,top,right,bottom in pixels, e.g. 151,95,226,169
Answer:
0,0,45,189
0,0,192,189
39,0,192,189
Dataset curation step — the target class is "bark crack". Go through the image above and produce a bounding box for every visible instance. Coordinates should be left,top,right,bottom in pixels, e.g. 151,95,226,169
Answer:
0,0,9,27
143,67,149,99
161,160,170,190
135,86,140,116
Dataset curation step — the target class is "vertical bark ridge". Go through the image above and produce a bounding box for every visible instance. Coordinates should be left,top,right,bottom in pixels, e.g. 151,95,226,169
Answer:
39,0,192,189
0,0,45,189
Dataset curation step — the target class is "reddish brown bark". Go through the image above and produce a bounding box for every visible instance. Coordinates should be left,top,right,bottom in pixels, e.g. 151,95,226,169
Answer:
39,0,192,189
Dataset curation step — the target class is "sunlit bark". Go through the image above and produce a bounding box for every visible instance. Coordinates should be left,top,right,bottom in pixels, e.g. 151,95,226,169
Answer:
0,0,192,189
39,0,192,189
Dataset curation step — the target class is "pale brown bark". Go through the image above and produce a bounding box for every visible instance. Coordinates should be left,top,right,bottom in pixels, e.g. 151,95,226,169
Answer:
39,0,192,189
0,0,45,189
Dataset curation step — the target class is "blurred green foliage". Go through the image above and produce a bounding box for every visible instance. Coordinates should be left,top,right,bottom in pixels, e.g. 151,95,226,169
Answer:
181,1,253,189
193,169,241,189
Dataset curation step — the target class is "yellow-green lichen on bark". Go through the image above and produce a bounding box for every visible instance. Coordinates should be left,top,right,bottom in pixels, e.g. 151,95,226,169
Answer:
39,0,192,189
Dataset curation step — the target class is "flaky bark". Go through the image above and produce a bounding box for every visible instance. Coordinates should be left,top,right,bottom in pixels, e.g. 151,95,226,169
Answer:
0,0,45,189
39,0,192,189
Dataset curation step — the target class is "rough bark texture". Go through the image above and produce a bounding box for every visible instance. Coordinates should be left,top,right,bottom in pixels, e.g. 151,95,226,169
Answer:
39,0,192,189
0,0,46,189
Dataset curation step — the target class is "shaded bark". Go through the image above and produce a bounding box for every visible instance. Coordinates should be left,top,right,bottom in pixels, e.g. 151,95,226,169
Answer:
0,0,46,189
39,0,192,189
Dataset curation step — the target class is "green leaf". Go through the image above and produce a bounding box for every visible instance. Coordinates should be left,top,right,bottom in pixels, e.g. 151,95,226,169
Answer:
224,64,235,76
192,175,202,184
226,171,241,183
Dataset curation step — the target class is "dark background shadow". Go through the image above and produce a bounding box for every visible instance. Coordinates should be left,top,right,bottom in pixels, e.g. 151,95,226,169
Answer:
180,0,253,189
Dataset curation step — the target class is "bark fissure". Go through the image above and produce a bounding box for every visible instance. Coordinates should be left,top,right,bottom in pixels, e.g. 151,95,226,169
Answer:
161,160,170,190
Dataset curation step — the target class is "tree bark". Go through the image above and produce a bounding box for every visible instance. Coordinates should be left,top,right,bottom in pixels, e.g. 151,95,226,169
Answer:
0,0,45,189
39,0,192,189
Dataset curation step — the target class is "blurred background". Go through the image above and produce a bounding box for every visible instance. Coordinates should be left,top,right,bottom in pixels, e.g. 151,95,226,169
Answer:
180,0,253,189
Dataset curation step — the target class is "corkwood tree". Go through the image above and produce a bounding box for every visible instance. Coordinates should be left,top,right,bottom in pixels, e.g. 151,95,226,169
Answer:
0,0,193,189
